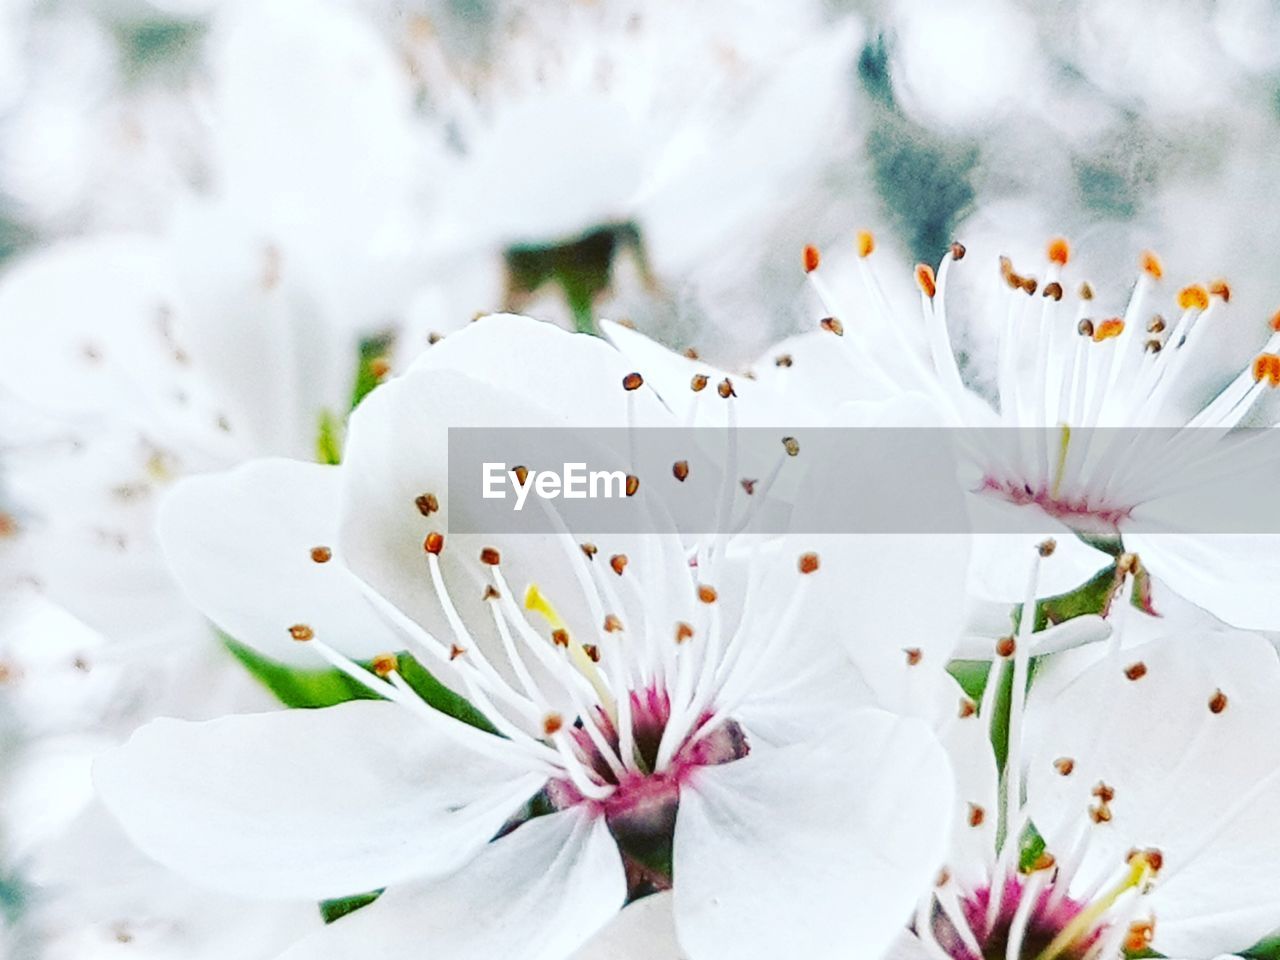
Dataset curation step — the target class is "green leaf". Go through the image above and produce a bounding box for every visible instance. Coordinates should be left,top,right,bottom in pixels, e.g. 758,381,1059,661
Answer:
394,654,499,735
320,889,383,924
315,410,343,466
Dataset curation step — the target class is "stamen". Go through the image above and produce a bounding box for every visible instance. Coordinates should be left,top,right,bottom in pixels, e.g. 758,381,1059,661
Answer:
622,372,644,391
1176,284,1210,312
424,532,445,555
672,460,690,481
797,551,820,574
803,244,821,273
1048,237,1071,266
1252,353,1280,386
610,554,628,575
820,316,844,336
856,231,875,258
915,263,937,299
1208,689,1228,714
310,546,332,563
288,624,314,642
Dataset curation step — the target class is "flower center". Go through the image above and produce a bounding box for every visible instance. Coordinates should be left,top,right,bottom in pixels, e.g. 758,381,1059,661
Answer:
934,875,1097,960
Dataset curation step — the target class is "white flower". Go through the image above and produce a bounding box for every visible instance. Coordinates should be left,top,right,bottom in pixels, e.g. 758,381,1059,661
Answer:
894,546,1280,960
605,234,1280,632
96,316,955,960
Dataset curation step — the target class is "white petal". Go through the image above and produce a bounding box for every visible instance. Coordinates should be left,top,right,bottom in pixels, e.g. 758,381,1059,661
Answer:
94,700,542,901
275,806,625,960
569,891,682,960
1024,632,1280,957
157,458,402,666
672,711,953,960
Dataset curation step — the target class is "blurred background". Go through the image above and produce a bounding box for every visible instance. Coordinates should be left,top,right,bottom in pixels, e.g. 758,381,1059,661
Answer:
2,0,1279,956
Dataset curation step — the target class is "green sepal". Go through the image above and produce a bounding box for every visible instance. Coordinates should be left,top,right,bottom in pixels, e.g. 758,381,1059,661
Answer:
350,333,396,411
320,889,383,924
315,410,343,466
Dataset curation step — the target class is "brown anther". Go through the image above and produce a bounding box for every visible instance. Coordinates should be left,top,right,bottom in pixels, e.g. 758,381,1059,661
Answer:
310,546,333,563
798,552,820,574
610,554,628,575
1210,279,1231,302
1029,851,1057,873
1252,353,1280,387
691,373,709,392
697,584,718,604
683,347,700,360
625,474,640,496
740,478,757,495
1141,251,1164,280
1177,284,1210,312
1124,662,1148,681
622,372,644,391
1022,277,1039,296
580,542,598,560
1077,318,1095,338
1093,318,1125,342
1037,538,1057,557
1092,781,1116,803
369,356,392,380
1209,689,1228,714
424,532,445,555
950,240,966,261
936,868,951,887
1124,920,1156,953
675,622,694,644
1090,803,1113,824
1054,757,1075,776
996,635,1016,658
483,585,500,601
856,231,876,258
1042,281,1064,301
904,647,923,666
288,624,314,642
512,465,529,486
782,436,800,457
1145,339,1164,354
1079,281,1095,301
1270,309,1280,333
371,653,398,678
479,547,501,566
1047,237,1071,266
803,244,821,273
717,377,736,399
449,644,466,660
820,316,845,336
958,698,977,719
999,256,1016,285
968,804,985,827
551,628,570,648
583,643,601,663
915,263,937,299
1147,316,1166,333
603,614,623,633
427,331,444,345
542,713,564,736
414,492,440,517
672,460,690,482
774,353,794,368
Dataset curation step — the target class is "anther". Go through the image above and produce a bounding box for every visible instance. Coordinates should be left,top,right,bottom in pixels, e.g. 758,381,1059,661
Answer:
1047,237,1071,266
782,436,800,457
449,644,465,660
774,354,794,368
950,240,966,261
1090,803,1113,824
1022,277,1039,296
288,624,314,642
857,231,876,258
1124,662,1148,681
625,474,640,496
424,532,445,555
697,584,718,603
369,356,391,380
740,478,757,495
1077,318,1095,338
310,546,332,563
1125,920,1156,954
622,372,644,391
1147,316,1166,333
675,622,694,644
968,803,986,827
691,374,709,392
1037,538,1057,557
512,465,529,486
1271,310,1280,333
904,647,922,666
414,493,440,517
483,585,501,601
1043,281,1064,301
1093,782,1116,803
551,628,570,648
996,635,1016,658
717,378,736,399
915,263,937,299
1177,285,1210,312
1141,251,1164,280
1054,757,1075,776
1252,354,1280,387
583,643,601,663
958,698,977,719
1210,279,1231,302
1093,318,1125,342
1079,281,1095,301
371,653,398,678
672,460,690,482
937,868,952,887
1028,851,1057,873
610,554,628,575
580,542,598,560
427,332,444,345
480,547,501,565
820,316,844,336
1209,689,1228,714
1145,339,1163,354
684,347,700,360
803,245,821,273
543,713,564,736
798,552,820,574
603,614,623,632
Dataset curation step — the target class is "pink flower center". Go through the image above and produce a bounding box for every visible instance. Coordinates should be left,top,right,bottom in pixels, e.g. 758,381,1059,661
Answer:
933,876,1100,960
984,476,1131,533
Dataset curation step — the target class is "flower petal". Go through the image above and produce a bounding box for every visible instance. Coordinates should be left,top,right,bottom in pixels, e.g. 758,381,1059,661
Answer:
157,458,403,666
568,891,681,960
672,711,953,960
274,805,625,960
94,700,543,901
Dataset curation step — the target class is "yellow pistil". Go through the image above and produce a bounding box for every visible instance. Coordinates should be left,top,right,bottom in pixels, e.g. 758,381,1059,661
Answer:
1034,852,1159,960
1051,423,1071,500
525,583,616,718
